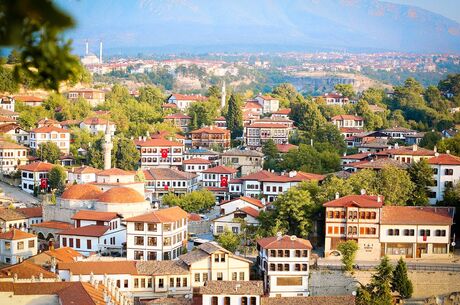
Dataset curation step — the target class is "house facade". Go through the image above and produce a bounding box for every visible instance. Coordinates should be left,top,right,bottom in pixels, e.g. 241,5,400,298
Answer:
331,115,364,130
135,138,185,169
0,229,37,264
221,149,264,176
19,161,55,193
0,141,28,174
427,153,460,204
29,126,71,154
143,168,198,202
190,126,231,150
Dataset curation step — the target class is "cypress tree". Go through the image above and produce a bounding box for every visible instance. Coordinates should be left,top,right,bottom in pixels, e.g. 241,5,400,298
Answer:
392,257,413,299
225,93,243,139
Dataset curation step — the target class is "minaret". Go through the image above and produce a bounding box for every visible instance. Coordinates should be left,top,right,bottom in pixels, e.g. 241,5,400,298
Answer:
221,81,226,109
99,41,103,64
85,40,89,56
102,120,113,170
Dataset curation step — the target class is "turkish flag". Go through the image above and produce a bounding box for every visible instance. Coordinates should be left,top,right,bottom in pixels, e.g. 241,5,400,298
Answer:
220,176,228,187
423,232,427,242
161,148,168,158
40,178,48,189
164,185,169,191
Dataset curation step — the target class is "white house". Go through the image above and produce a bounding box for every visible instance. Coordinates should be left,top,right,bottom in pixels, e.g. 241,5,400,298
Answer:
0,209,28,233
135,137,185,169
218,196,265,215
0,228,37,264
29,125,71,154
124,206,188,261
167,93,207,111
427,153,460,204
213,206,260,235
331,115,364,130
0,140,28,174
58,210,126,256
67,165,100,184
322,93,349,106
79,117,115,135
18,161,55,193
0,123,29,146
0,96,15,112
257,235,312,297
143,168,198,202
254,95,280,114
16,207,43,229
182,158,211,178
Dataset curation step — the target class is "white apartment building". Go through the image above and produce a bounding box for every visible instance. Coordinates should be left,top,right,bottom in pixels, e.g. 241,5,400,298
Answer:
0,96,15,112
125,206,188,261
324,194,455,260
330,115,364,130
182,158,211,178
0,140,28,174
167,93,207,111
384,144,436,164
143,168,198,202
257,235,312,297
202,165,238,189
0,229,37,264
59,210,126,256
18,161,54,193
29,125,71,154
427,153,460,204
254,95,280,114
135,137,185,169
323,93,349,106
0,123,29,145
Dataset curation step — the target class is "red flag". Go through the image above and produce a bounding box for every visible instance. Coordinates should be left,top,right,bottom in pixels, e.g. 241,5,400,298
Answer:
40,178,48,189
164,185,169,191
423,232,427,242
220,176,228,187
161,148,168,158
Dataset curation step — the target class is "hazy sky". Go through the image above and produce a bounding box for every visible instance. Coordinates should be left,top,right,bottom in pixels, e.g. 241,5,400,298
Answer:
387,0,460,23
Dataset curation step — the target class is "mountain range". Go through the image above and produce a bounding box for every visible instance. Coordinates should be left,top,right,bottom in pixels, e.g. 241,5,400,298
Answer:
58,0,460,54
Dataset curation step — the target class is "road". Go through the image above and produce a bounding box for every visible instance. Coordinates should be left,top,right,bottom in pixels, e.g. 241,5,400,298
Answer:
0,181,39,206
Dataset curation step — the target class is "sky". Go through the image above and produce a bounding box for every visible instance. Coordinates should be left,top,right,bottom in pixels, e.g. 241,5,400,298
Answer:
386,0,460,23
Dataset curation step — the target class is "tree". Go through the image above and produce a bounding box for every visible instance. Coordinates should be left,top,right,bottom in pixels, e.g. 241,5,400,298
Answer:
162,190,215,213
377,166,415,205
48,166,66,194
226,93,243,139
348,169,379,195
337,240,358,272
138,85,165,109
419,131,442,149
392,258,413,299
441,182,460,206
437,133,460,156
37,141,61,163
407,160,433,205
217,229,241,253
262,139,280,171
334,84,355,98
115,137,140,170
1,0,86,91
188,101,218,130
370,256,394,305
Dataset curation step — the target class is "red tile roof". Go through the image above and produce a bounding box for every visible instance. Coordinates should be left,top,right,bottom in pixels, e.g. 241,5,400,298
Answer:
14,95,44,102
59,225,110,237
57,261,138,275
17,207,42,218
18,161,54,172
97,168,133,176
134,138,183,147
32,221,73,230
427,154,460,165
182,158,211,165
276,143,298,153
71,210,120,222
41,247,82,263
240,206,260,218
272,108,291,115
244,101,262,109
31,126,69,133
0,140,27,149
389,146,436,156
81,117,114,126
0,260,56,279
68,166,101,175
0,228,36,240
340,127,364,133
323,194,384,208
98,187,145,203
247,123,289,129
190,126,229,134
341,152,372,160
220,196,264,208
61,184,103,200
202,165,237,174
257,235,312,250
381,206,454,225
331,114,363,121
125,206,188,223
170,94,207,101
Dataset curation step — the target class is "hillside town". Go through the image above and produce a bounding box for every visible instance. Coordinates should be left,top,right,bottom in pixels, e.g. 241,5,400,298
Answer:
1,1,460,305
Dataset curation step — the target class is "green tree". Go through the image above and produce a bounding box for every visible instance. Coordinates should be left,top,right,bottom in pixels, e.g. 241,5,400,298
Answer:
115,137,140,170
334,84,355,98
262,139,280,171
407,160,433,205
392,258,413,299
48,165,66,194
337,240,358,272
187,101,218,130
437,133,460,156
1,0,86,91
217,229,241,252
226,93,243,139
0,65,19,93
377,166,415,205
370,256,394,305
419,131,442,149
138,85,165,109
37,141,61,163
162,190,215,213
348,169,379,195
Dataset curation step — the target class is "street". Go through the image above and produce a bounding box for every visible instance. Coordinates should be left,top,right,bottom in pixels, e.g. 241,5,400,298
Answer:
0,181,39,206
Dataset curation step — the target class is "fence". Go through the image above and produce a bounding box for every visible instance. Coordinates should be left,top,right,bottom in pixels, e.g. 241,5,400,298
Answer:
317,263,460,272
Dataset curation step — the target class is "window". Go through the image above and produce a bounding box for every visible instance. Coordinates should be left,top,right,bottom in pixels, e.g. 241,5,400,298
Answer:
170,278,175,288
195,273,200,282
147,251,157,260
203,273,208,282
5,241,11,250
216,226,223,233
276,277,302,286
76,239,80,249
435,230,446,237
176,277,181,287
135,222,144,231
211,297,218,305
239,272,245,280
17,241,24,250
224,297,230,305
163,251,171,260
250,297,257,305
148,278,153,288
134,278,139,288
148,237,157,246
232,272,237,280
217,272,223,280
270,250,276,257
183,277,187,287
242,297,248,305
87,240,92,249
420,229,431,237
134,251,143,260
148,223,157,232
163,237,171,246
164,224,171,231
135,236,144,246
270,263,276,271
444,169,454,175
28,239,35,248
158,278,164,288
428,191,437,198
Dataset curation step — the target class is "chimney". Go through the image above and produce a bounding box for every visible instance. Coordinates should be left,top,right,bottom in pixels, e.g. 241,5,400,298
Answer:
377,195,382,203
360,189,366,195
99,41,103,64
447,150,450,154
335,192,340,199
434,145,437,153
412,144,418,152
